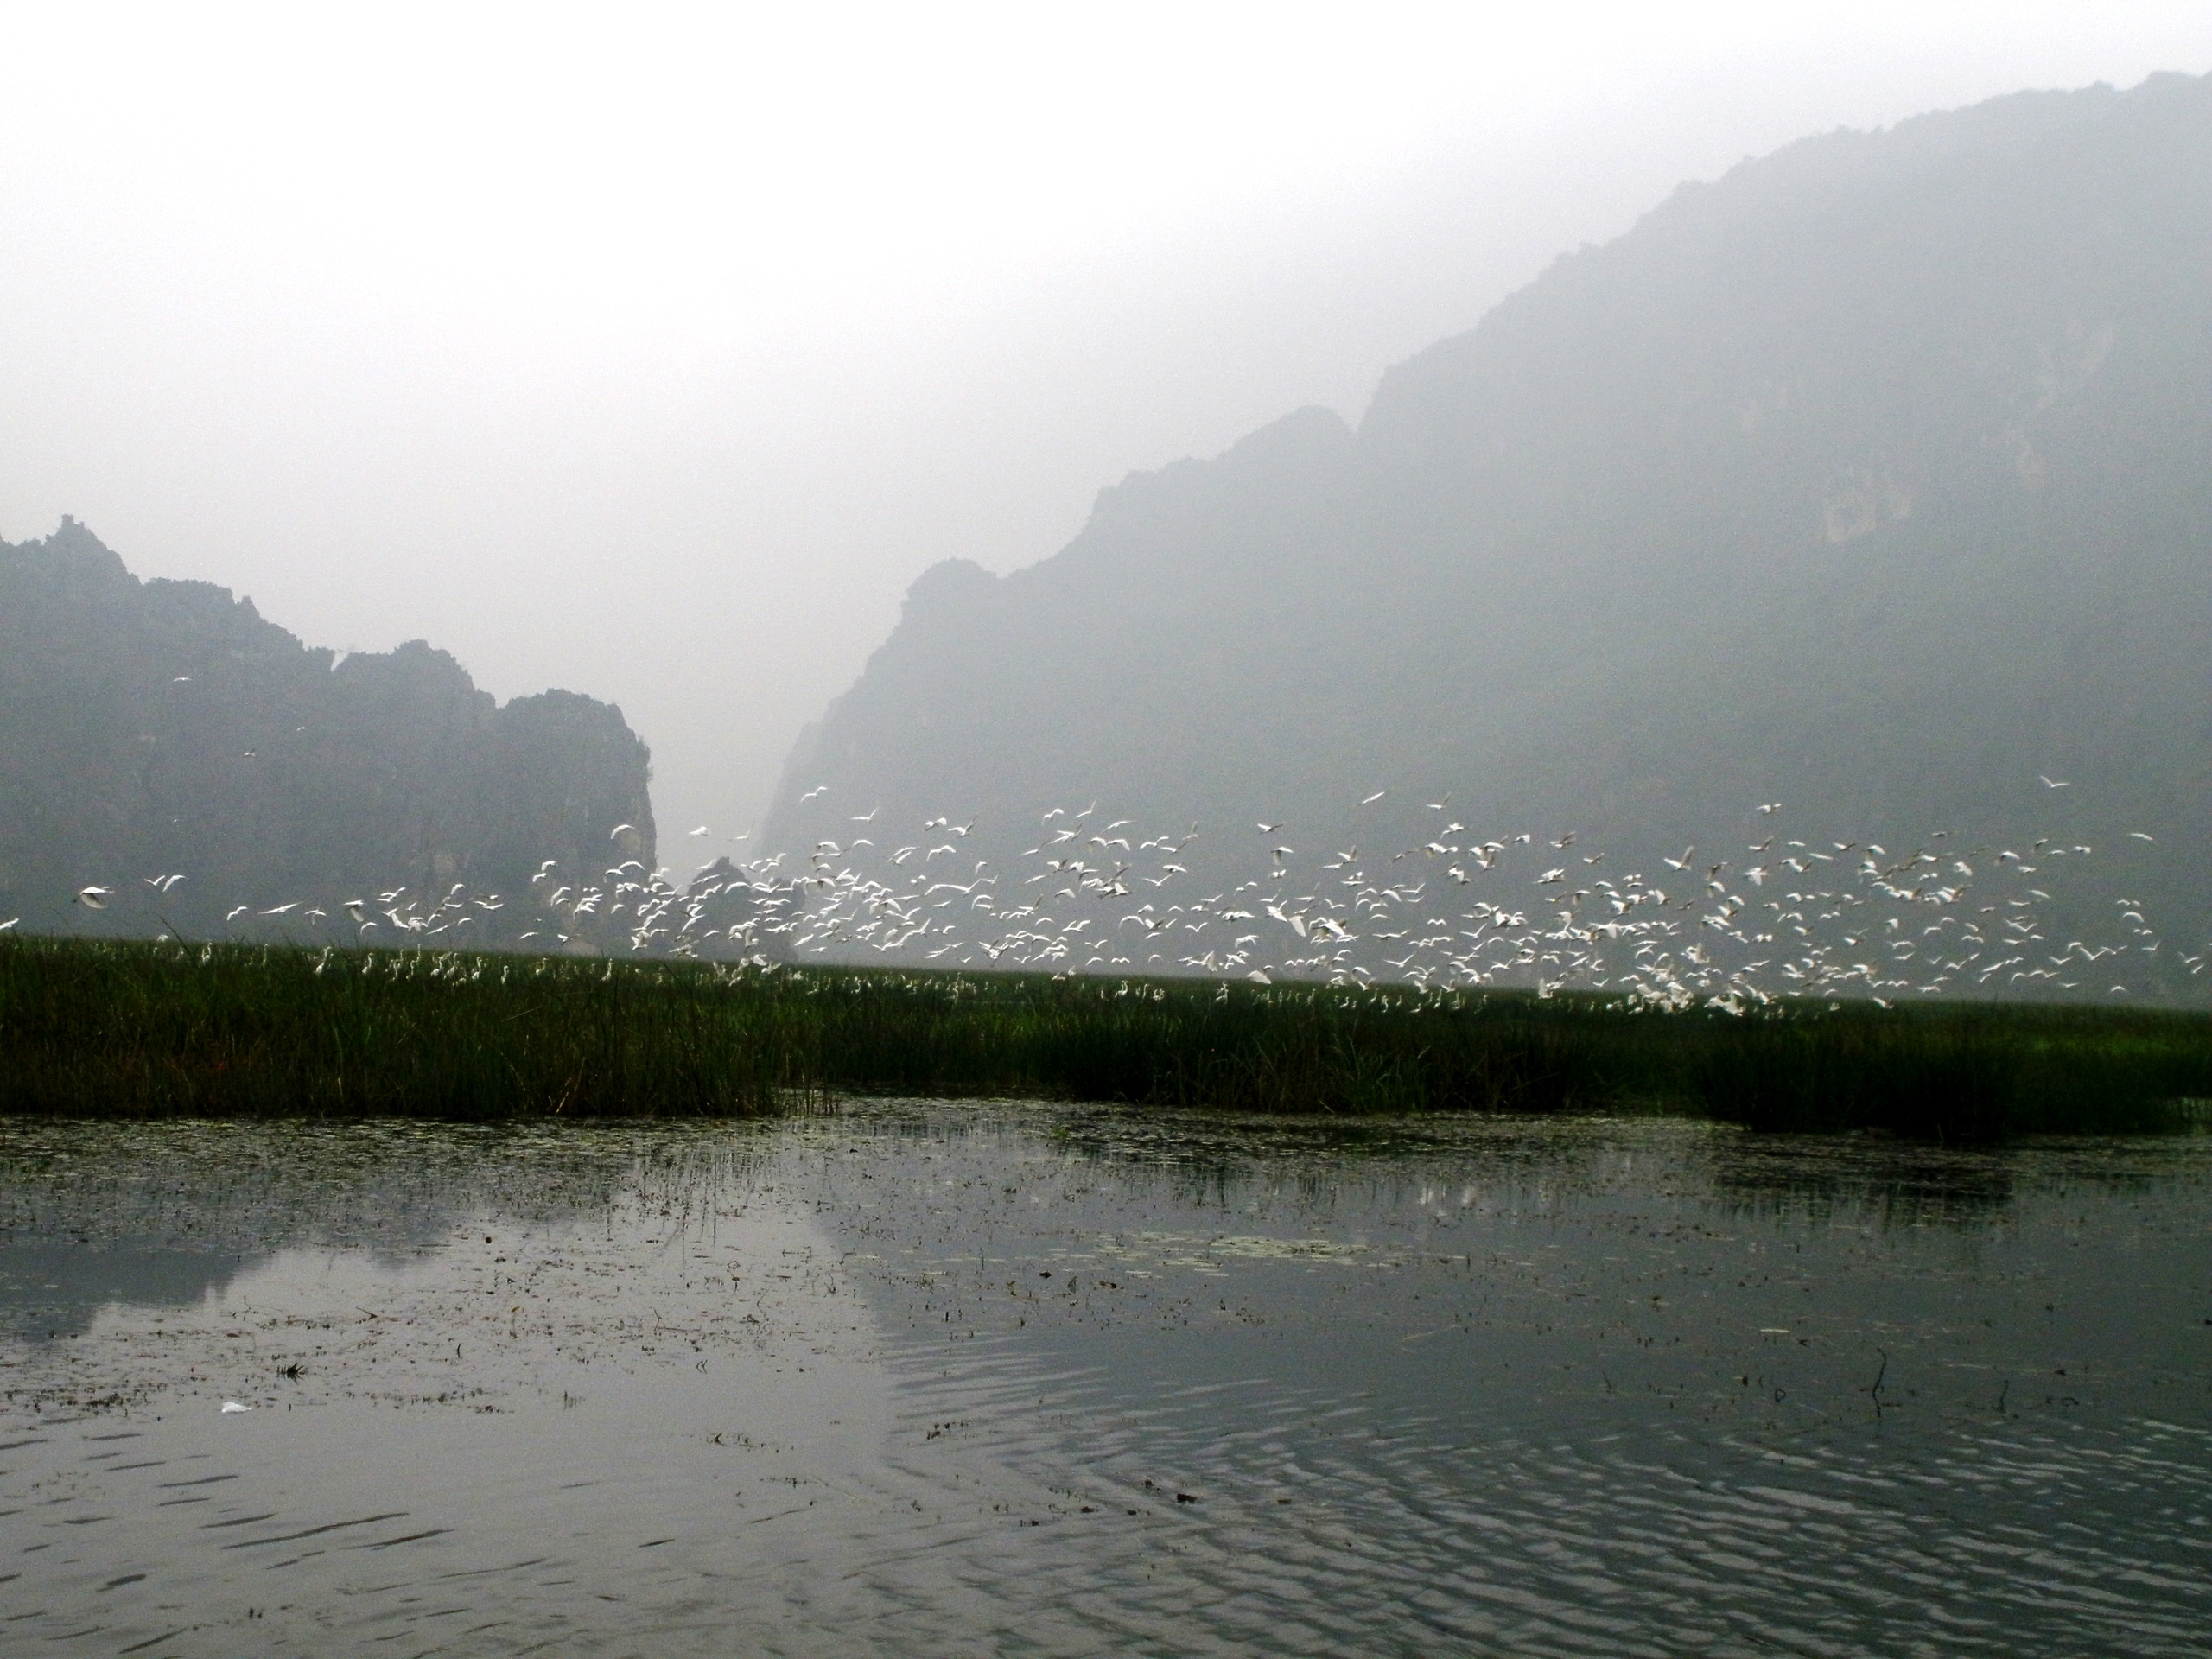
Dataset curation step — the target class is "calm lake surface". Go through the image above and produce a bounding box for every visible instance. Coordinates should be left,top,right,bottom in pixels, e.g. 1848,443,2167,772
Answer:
2,1105,2208,1656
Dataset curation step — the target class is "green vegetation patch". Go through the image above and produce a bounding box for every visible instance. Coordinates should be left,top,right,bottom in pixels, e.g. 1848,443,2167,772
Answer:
3,938,2207,1136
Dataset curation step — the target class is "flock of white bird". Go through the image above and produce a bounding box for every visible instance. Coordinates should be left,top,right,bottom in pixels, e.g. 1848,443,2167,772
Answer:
28,784,2202,1007
732,789,2202,1006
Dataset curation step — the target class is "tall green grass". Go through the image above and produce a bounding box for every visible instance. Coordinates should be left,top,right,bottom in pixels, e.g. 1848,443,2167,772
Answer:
2,938,2206,1136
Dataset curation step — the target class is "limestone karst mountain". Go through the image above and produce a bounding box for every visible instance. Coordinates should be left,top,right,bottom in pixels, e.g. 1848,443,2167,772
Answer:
764,73,2212,986
0,518,655,938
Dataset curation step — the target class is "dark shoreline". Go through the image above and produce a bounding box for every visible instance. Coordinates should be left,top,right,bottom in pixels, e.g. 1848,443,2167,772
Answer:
2,937,2206,1138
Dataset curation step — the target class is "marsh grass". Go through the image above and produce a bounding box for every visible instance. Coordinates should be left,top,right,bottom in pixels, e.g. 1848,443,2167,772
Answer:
2,938,2206,1136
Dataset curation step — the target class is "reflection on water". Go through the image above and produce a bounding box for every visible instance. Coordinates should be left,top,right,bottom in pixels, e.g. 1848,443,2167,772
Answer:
1708,1132,2035,1225
2,1107,2208,1656
0,1122,641,1342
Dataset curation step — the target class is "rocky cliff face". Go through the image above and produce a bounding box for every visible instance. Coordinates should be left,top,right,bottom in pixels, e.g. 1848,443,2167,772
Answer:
762,74,2212,985
0,519,656,938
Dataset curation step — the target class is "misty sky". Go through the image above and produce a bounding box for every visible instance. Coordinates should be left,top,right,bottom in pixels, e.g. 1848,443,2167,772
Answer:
3,4,2206,865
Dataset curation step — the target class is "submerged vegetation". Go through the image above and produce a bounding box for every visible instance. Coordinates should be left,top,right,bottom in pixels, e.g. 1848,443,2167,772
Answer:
3,936,2206,1137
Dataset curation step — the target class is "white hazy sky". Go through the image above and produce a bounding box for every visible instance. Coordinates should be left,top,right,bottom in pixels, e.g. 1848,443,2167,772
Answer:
3,3,2206,857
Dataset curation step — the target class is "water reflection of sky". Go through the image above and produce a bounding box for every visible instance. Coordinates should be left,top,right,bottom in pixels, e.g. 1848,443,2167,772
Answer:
2,1108,2208,1656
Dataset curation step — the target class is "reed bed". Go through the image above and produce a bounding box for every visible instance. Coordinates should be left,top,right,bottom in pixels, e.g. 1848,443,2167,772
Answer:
2,937,2206,1137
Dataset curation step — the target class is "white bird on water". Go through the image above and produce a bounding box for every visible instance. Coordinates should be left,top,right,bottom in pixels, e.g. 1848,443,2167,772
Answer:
219,1400,253,1414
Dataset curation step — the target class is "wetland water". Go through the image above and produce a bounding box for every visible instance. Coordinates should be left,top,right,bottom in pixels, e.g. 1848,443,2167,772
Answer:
2,1108,2208,1656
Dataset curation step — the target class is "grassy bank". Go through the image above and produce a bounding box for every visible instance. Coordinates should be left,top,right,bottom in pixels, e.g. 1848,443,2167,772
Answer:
2,938,2207,1136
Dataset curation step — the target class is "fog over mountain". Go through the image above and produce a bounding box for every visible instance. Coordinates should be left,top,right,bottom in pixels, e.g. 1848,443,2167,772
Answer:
0,521,653,938
764,75,2212,970
8,13,2205,852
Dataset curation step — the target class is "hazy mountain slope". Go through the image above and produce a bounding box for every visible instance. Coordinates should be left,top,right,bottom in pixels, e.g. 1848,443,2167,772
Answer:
764,74,2212,975
0,519,655,936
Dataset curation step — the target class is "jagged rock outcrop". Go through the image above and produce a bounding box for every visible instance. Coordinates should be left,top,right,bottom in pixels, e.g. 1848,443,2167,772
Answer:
0,518,655,937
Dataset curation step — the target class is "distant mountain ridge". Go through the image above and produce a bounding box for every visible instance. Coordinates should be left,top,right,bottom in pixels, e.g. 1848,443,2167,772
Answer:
0,518,655,936
764,73,2212,982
